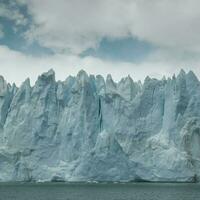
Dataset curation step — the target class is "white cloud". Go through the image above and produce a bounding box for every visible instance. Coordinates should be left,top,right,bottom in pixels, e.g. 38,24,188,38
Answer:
24,0,200,54
0,45,200,86
25,0,130,53
1,0,200,84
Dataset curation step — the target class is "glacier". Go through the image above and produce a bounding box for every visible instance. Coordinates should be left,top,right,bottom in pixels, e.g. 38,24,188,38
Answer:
0,69,200,182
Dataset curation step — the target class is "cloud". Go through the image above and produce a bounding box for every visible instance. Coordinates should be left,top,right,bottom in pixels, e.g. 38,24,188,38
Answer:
0,1,28,26
23,0,200,55
0,25,4,38
0,45,200,86
24,0,131,54
0,0,200,84
15,0,27,5
128,0,200,53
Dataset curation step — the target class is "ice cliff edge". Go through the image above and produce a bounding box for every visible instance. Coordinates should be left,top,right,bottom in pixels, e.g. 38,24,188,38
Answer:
0,69,200,182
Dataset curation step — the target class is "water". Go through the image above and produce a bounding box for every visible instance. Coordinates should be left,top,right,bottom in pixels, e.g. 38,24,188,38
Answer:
0,182,199,200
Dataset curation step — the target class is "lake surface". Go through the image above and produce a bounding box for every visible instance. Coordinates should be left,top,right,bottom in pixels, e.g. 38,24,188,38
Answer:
0,182,199,200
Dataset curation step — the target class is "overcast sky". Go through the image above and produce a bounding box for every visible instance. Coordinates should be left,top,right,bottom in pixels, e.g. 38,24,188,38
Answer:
0,0,200,85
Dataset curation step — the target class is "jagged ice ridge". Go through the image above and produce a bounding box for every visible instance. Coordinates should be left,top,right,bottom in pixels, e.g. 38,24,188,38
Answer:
0,69,200,182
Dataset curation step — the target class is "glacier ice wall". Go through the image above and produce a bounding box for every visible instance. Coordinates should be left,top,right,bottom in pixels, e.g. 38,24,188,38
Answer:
0,69,200,182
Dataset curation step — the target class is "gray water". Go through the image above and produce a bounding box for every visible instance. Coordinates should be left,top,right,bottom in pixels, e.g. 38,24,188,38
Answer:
0,182,199,200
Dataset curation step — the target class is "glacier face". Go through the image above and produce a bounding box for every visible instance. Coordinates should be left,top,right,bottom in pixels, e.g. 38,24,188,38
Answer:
0,69,200,182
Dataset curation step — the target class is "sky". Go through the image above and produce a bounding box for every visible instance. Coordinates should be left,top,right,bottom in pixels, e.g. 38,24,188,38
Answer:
0,0,200,85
